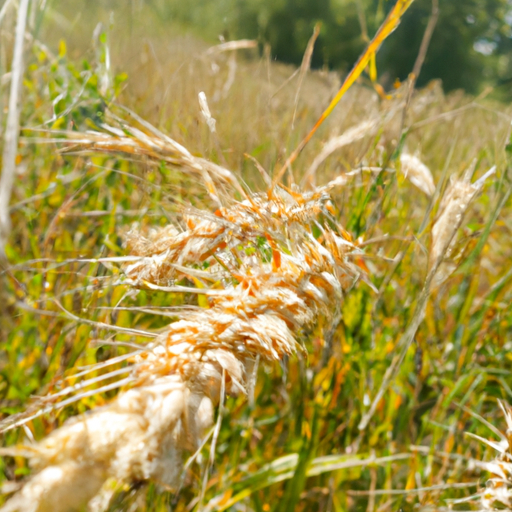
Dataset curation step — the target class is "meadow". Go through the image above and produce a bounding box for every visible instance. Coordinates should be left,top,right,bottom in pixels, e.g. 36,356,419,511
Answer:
1,2,512,511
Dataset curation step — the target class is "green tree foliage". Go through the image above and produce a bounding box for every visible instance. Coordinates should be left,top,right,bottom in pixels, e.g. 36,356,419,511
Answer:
377,0,512,93
234,0,512,94
148,0,512,96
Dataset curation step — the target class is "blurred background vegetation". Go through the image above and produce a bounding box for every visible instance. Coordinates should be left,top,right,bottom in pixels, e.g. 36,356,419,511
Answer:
130,0,512,96
15,0,512,98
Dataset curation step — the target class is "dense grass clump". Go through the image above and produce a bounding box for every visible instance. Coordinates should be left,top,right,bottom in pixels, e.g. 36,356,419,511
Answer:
1,3,512,511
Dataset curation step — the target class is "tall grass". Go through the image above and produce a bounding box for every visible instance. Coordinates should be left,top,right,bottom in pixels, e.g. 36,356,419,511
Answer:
1,2,512,511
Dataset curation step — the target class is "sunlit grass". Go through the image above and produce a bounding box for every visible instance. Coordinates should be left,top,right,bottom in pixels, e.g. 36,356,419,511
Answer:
1,3,512,511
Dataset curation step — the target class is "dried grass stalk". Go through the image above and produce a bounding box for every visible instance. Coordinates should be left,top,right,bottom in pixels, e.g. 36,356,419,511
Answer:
429,166,495,272
358,164,495,432
302,119,379,188
0,0,30,258
399,153,435,196
0,117,361,512
451,402,512,511
198,91,216,133
292,22,321,129
204,39,258,56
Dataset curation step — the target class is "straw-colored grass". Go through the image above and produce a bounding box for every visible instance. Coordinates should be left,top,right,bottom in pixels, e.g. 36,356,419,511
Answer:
1,2,512,511
1,112,364,511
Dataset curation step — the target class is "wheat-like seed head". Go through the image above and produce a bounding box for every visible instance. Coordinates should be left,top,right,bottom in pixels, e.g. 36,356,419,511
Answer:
448,402,512,511
429,166,495,274
0,115,361,512
399,153,436,197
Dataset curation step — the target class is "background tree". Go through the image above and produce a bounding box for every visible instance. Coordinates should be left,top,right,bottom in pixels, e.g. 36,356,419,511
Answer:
229,0,512,95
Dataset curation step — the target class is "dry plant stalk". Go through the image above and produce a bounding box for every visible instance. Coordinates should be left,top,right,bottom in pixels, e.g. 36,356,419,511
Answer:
358,164,495,432
302,118,380,188
204,39,258,56
275,0,416,185
451,402,512,511
0,116,362,512
291,22,321,130
430,166,495,272
399,153,435,196
0,0,30,258
477,403,512,510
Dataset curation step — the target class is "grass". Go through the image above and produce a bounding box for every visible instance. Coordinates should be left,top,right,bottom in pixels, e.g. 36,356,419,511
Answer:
2,2,512,511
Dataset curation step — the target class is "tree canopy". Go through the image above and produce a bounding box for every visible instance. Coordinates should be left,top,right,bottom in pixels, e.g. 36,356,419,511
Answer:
231,0,512,95
153,0,512,97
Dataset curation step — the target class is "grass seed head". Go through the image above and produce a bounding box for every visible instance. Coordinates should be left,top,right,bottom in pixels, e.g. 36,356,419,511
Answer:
399,153,436,196
470,403,512,510
429,166,495,272
0,114,360,512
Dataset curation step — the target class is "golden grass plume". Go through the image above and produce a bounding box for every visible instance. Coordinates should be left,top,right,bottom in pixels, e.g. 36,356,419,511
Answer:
0,114,362,512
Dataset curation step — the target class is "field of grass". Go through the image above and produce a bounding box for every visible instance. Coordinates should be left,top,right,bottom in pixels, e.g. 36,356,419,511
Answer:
2,2,512,511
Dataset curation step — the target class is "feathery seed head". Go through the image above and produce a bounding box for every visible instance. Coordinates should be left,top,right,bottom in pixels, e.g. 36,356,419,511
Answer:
0,116,361,512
